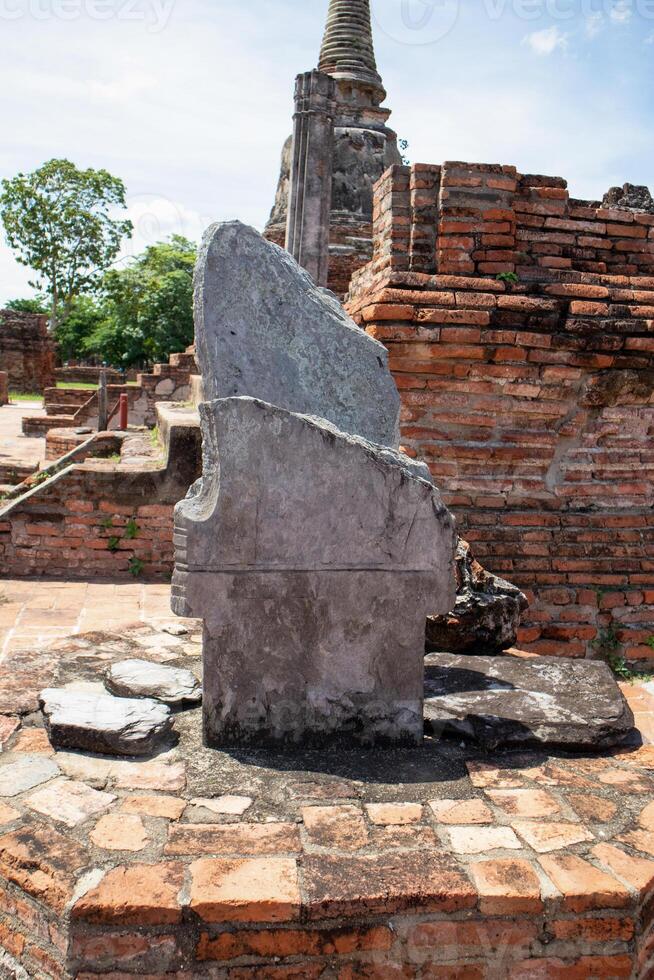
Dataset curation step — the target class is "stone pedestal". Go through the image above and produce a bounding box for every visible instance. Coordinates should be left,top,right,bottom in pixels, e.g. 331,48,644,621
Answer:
285,70,336,286
172,397,456,746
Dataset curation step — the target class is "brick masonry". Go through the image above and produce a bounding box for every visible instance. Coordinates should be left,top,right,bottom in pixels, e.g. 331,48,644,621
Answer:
347,161,654,664
0,542,650,966
0,626,654,978
0,422,201,580
0,310,56,394
0,372,7,407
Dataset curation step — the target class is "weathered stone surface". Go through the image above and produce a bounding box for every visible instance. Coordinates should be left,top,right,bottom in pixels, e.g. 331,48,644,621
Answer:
603,182,654,212
424,653,635,750
105,659,201,707
40,689,173,757
426,540,528,654
25,778,116,827
0,754,60,797
173,397,456,746
194,221,400,447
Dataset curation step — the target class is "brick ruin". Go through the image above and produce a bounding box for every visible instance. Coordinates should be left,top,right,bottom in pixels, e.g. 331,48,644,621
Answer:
0,372,7,407
0,309,56,394
346,161,654,665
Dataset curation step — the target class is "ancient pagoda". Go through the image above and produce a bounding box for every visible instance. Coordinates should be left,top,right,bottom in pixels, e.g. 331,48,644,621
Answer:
265,0,400,295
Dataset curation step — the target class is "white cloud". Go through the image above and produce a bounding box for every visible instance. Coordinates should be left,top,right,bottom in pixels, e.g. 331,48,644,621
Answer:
584,12,605,38
610,0,633,23
522,26,569,55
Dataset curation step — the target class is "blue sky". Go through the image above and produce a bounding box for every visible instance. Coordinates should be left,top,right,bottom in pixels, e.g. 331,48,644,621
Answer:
0,0,652,303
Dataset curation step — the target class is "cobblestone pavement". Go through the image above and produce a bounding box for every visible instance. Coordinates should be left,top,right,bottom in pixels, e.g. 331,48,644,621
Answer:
0,580,175,659
0,402,46,475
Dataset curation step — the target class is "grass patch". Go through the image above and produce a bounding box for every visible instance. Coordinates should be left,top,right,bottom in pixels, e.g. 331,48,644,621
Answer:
9,391,42,403
56,381,98,390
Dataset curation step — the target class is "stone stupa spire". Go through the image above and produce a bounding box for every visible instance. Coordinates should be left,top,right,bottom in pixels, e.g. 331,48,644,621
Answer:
318,0,384,93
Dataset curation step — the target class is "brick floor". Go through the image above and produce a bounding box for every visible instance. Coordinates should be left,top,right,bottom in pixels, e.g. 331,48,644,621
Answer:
0,579,175,659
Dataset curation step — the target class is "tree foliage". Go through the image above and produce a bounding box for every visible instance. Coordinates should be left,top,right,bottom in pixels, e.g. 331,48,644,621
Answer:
86,236,196,367
0,158,132,328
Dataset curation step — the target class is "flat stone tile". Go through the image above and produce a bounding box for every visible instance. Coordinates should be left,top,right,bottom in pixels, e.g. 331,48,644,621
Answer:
485,789,563,819
25,778,116,827
429,798,494,825
446,825,523,854
190,795,253,817
538,853,630,912
513,821,594,853
0,754,60,796
470,858,544,914
89,813,149,851
165,822,301,856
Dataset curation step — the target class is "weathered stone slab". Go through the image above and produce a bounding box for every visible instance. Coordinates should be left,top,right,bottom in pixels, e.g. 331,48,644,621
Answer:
173,397,456,746
0,754,60,797
105,659,202,707
40,689,173,757
194,221,401,447
424,653,635,750
426,540,529,655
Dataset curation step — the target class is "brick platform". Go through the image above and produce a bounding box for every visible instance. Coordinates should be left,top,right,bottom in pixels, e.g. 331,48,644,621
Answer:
0,625,653,977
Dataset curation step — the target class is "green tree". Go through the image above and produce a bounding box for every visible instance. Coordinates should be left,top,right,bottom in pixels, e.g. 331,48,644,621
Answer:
55,294,108,363
5,296,49,314
87,236,196,367
0,158,132,329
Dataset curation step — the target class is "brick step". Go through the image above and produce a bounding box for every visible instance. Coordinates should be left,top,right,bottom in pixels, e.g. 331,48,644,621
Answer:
46,402,79,416
0,461,38,484
22,414,77,437
168,352,197,370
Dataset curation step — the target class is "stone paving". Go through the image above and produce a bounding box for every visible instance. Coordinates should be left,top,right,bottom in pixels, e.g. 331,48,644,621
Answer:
0,579,175,659
0,621,653,975
0,401,45,478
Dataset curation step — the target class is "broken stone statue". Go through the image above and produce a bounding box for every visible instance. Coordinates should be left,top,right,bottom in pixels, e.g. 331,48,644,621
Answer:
193,220,401,447
173,397,456,745
426,539,529,655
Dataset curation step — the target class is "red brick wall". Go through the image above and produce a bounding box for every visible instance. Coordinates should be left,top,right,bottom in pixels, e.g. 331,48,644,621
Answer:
0,371,7,406
0,310,56,393
0,425,201,580
348,165,654,663
365,163,654,283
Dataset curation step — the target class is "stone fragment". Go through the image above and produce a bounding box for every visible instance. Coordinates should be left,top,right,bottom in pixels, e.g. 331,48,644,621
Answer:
105,659,202,707
0,754,60,797
173,397,455,746
190,795,252,816
0,803,20,826
428,798,494,825
424,653,634,750
302,805,368,850
39,688,173,757
426,540,528,654
512,821,594,853
365,803,422,826
165,822,301,856
90,813,149,851
603,182,654,212
25,778,115,827
445,826,522,854
485,789,562,819
120,795,186,820
194,221,401,447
